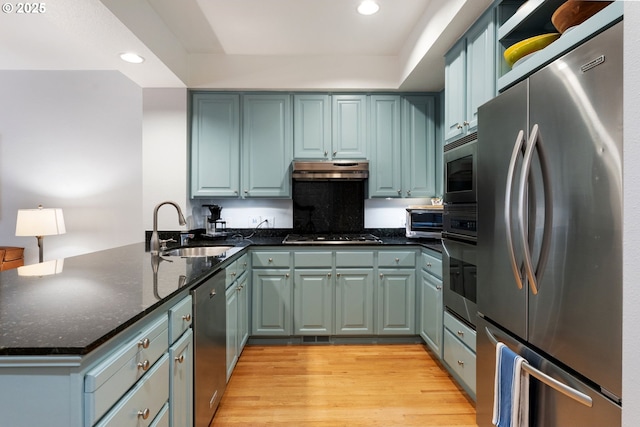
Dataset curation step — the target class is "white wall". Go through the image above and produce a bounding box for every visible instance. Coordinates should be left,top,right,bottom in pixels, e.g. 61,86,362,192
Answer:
0,71,143,264
623,3,640,426
142,88,190,230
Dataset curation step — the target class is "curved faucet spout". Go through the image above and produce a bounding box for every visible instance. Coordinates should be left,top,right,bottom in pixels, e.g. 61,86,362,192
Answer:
150,201,187,255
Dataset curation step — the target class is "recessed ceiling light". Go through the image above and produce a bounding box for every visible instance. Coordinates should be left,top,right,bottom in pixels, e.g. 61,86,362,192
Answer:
357,0,379,15
119,52,145,64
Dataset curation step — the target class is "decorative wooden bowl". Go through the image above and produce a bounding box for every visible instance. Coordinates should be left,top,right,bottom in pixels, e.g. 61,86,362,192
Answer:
551,1,613,33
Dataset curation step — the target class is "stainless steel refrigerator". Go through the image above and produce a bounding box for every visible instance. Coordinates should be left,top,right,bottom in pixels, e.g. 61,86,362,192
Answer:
476,21,622,426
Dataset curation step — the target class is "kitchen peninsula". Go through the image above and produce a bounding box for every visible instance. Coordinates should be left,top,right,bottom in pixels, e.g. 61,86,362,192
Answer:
0,235,442,427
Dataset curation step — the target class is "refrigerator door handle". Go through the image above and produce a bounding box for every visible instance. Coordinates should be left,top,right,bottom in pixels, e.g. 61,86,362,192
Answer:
505,129,526,290
484,326,594,408
518,124,540,294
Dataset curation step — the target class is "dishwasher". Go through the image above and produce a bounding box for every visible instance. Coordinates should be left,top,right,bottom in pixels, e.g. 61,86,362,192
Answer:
191,269,226,426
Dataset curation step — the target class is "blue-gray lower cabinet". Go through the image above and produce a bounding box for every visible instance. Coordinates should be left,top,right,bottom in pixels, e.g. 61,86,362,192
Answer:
294,268,333,335
335,268,375,335
251,269,292,336
419,248,443,358
443,311,476,400
377,269,416,335
169,329,193,427
226,270,249,380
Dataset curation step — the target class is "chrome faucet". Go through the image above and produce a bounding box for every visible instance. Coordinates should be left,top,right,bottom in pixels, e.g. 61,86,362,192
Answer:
150,201,187,255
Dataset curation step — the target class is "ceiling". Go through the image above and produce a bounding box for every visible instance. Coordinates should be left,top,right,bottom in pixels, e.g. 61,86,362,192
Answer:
0,0,493,91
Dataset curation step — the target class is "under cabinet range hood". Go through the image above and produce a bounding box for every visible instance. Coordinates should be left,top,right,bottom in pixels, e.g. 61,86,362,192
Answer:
291,160,369,181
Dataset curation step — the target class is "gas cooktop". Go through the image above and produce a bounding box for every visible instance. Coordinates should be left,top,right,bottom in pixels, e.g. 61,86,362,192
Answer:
282,233,383,245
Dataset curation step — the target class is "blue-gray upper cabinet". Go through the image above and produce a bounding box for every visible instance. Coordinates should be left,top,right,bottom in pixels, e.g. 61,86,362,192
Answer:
444,7,496,142
293,94,331,159
242,94,293,198
294,94,367,160
369,95,436,198
331,94,368,159
190,93,241,198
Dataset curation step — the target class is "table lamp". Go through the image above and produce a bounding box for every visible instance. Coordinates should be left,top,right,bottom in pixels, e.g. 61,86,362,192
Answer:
15,205,66,263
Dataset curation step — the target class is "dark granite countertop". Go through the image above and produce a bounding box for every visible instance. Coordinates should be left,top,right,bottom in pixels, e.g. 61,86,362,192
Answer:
0,232,441,357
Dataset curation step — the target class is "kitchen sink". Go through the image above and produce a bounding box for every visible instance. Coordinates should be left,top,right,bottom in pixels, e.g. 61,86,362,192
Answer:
161,246,234,257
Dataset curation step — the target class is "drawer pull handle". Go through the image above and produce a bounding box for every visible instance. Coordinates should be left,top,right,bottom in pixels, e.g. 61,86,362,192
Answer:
137,360,150,371
175,354,185,364
231,271,237,277
457,330,464,337
457,360,465,366
380,273,384,278
436,286,442,290
137,338,150,349
395,257,400,263
426,263,432,268
138,408,150,420
182,314,191,322
285,273,290,278
268,258,273,263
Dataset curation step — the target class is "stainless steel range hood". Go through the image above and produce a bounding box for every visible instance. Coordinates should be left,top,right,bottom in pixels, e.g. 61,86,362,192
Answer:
291,160,369,180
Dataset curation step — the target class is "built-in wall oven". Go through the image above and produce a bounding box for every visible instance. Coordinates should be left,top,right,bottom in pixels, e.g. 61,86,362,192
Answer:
443,132,477,204
443,133,478,328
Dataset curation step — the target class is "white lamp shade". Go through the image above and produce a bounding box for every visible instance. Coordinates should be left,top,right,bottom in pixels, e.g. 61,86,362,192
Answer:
15,208,66,237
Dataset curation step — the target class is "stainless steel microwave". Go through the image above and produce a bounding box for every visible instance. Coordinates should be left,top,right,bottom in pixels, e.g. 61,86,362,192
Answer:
405,207,443,239
443,132,477,204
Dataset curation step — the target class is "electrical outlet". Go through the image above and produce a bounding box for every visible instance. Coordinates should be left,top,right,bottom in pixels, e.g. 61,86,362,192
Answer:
248,216,260,227
260,216,276,228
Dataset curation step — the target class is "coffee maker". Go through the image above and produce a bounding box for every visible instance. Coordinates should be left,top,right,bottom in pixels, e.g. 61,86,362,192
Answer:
203,204,227,237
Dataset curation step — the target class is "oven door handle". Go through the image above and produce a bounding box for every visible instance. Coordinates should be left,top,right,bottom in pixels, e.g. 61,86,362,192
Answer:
505,129,525,290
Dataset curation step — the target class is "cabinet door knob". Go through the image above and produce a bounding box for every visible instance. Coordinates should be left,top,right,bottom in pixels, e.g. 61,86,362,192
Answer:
137,338,150,349
406,190,411,196
379,273,384,278
397,189,402,195
244,190,249,194
324,151,328,156
285,273,290,278
210,289,217,298
333,151,337,156
175,354,185,364
436,286,442,290
457,360,465,366
395,257,400,263
268,258,273,263
137,408,150,420
456,123,463,129
182,314,191,322
457,330,464,337
231,271,237,277
336,273,341,278
463,121,469,126
234,190,238,195
137,360,150,371
327,273,331,277
426,262,432,268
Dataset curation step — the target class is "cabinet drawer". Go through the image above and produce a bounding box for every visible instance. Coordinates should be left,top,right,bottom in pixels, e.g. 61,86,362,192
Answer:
226,259,238,287
335,251,374,267
378,250,416,267
422,250,442,279
236,253,249,275
169,295,192,344
85,316,169,425
252,251,290,268
294,251,332,267
150,402,169,427
443,329,476,395
94,354,169,427
444,311,476,352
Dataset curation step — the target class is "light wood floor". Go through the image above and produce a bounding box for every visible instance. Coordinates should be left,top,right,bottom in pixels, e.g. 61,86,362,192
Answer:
211,344,477,427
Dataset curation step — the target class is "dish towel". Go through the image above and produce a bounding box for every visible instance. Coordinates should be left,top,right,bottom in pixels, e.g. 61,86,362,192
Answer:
492,342,530,427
